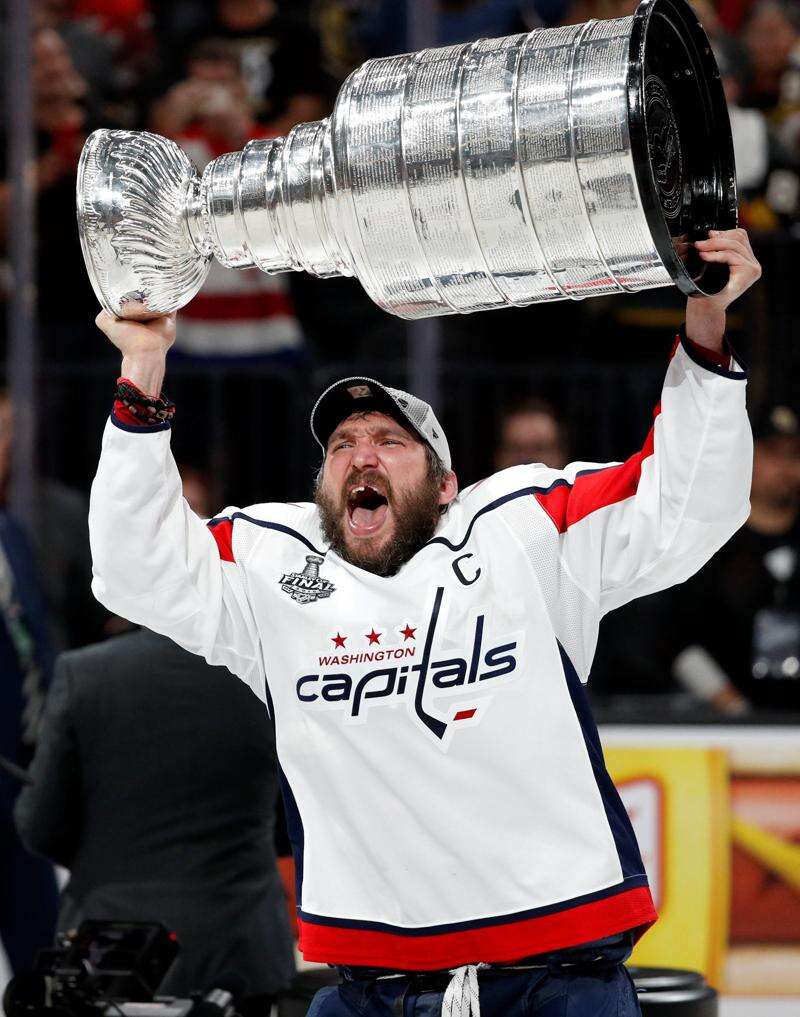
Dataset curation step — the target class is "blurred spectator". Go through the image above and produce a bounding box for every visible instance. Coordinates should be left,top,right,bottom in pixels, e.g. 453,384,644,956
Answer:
152,40,304,361
179,462,217,518
716,0,758,33
315,0,579,84
0,399,58,978
314,0,370,82
715,39,770,195
349,0,537,62
150,0,209,53
14,627,296,1009
151,39,261,150
0,393,102,651
58,0,156,126
494,396,567,471
35,2,116,122
671,405,800,715
590,590,681,704
156,0,332,135
0,24,98,353
742,0,800,110
774,20,800,185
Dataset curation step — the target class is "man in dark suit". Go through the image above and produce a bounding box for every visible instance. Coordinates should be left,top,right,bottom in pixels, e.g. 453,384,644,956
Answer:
14,627,295,1010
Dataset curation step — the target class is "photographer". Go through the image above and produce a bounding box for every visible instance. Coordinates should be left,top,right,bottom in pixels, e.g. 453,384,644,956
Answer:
672,404,800,715
150,39,257,154
149,39,303,362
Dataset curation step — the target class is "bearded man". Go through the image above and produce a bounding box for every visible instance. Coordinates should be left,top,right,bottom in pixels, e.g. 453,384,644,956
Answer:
91,228,760,1017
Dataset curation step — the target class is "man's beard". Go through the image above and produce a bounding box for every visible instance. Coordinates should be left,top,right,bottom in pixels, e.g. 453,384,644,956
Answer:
316,469,442,577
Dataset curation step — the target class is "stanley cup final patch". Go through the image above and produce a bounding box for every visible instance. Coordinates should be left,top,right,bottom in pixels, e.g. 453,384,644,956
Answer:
279,555,336,604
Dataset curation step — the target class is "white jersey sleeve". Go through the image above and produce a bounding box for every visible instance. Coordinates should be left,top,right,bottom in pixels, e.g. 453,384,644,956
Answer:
89,417,266,700
529,334,752,618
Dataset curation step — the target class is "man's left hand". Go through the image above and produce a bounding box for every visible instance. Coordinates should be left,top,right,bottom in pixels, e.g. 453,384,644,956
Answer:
686,227,762,352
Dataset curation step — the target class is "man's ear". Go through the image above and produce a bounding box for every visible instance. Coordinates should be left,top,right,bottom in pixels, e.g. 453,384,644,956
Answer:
439,470,459,508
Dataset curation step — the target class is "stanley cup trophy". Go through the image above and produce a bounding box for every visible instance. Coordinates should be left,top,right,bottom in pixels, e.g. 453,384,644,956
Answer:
76,0,736,323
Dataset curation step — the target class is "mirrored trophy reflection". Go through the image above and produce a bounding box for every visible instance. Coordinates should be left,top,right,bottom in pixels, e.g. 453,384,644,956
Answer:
76,0,737,323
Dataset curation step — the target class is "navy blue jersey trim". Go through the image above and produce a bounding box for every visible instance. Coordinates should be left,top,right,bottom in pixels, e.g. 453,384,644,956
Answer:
110,411,172,434
209,473,610,564
298,875,649,935
424,468,609,553
558,642,646,881
678,325,747,379
278,766,305,909
426,488,536,552
207,513,327,557
264,676,276,723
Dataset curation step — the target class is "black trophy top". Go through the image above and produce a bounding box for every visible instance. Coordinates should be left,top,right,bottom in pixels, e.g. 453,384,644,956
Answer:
628,0,738,296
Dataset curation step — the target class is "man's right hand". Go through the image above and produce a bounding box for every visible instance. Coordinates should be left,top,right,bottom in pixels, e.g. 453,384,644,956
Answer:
96,311,176,397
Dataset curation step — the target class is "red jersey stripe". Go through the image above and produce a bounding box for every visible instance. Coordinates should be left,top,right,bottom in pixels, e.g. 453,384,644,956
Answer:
208,519,235,563
297,885,656,970
182,291,295,322
535,410,660,534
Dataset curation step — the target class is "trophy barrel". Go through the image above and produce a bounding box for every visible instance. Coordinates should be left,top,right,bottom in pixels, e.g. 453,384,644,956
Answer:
329,0,735,319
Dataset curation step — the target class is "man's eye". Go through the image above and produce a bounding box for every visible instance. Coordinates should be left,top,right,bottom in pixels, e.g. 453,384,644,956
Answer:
332,442,352,452
381,439,401,446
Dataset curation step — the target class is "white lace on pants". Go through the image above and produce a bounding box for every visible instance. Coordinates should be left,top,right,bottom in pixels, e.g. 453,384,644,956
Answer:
442,964,488,1017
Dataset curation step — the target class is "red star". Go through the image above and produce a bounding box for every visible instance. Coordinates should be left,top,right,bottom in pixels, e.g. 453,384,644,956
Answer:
366,629,382,645
331,633,347,649
400,624,416,641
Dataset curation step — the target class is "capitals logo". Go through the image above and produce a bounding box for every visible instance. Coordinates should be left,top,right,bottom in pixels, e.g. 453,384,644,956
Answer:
295,587,521,748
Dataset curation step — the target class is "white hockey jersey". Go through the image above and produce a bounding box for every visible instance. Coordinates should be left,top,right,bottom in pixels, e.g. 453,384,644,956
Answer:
89,335,752,971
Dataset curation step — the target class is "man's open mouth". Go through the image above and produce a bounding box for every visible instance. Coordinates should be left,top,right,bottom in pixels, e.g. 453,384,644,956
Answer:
346,484,390,536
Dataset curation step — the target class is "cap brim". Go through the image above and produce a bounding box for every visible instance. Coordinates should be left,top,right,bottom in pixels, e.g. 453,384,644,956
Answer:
311,378,422,452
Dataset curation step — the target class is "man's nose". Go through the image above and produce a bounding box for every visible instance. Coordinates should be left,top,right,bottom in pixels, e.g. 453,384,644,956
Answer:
351,442,380,469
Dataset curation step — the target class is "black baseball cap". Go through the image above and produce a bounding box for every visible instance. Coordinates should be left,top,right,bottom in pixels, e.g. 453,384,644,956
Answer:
310,376,452,471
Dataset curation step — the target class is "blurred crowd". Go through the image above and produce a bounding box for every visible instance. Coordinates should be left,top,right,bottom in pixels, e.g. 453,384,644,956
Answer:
1,0,800,1002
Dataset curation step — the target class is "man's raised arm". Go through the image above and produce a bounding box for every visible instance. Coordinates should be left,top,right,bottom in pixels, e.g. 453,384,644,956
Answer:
89,312,265,699
533,228,760,620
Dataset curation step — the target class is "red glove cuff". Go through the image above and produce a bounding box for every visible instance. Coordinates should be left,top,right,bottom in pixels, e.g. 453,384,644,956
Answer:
113,377,175,427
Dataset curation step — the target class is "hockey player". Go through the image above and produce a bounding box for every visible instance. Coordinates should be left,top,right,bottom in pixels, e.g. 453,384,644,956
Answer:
90,228,760,1016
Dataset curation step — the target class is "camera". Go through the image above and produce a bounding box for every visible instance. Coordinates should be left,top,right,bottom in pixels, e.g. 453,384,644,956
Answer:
3,921,243,1017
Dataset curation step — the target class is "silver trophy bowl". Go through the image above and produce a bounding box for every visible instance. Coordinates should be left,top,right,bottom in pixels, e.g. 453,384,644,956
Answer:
77,0,736,322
